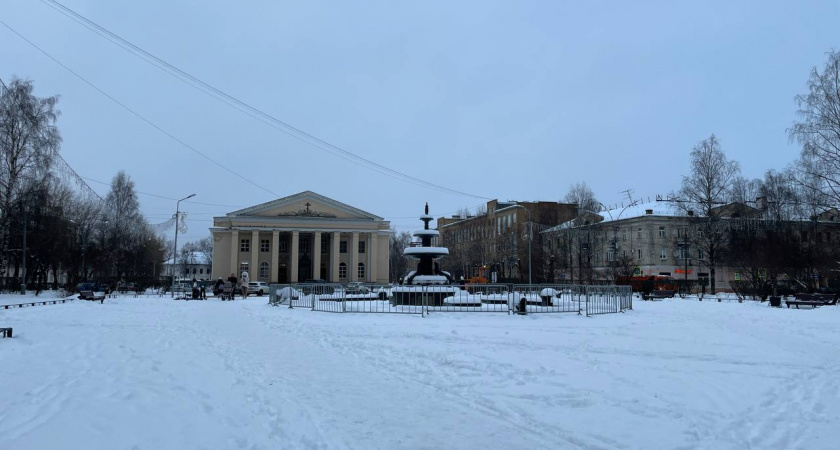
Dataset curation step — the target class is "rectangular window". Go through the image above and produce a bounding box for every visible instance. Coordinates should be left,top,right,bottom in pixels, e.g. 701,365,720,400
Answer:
240,239,250,252
622,230,627,241
300,236,310,253
339,263,347,279
637,228,642,239
358,263,365,279
637,249,642,259
239,262,248,274
199,268,204,274
659,227,665,238
607,250,614,262
279,236,288,253
359,241,366,253
260,239,270,252
698,249,704,259
340,241,347,253
321,236,329,253
660,248,667,260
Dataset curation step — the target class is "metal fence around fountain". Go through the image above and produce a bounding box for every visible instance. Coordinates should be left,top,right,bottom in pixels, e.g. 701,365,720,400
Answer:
269,283,424,315
425,284,512,313
269,283,631,317
511,284,585,314
343,284,423,315
584,285,632,316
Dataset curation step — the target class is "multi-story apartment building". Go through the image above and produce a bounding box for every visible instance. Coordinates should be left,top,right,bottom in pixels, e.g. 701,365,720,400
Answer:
436,199,578,282
542,201,840,292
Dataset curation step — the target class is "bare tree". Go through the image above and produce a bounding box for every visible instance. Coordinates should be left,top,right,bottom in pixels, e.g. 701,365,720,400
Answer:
729,176,762,205
388,229,412,282
0,78,61,272
677,135,741,294
564,181,599,214
790,49,840,209
760,169,799,221
103,171,146,280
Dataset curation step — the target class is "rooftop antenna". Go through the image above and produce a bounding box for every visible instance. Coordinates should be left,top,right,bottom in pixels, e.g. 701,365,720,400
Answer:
620,189,634,203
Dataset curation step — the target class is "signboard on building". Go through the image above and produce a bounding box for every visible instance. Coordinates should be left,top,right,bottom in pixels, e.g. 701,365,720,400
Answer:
734,271,740,281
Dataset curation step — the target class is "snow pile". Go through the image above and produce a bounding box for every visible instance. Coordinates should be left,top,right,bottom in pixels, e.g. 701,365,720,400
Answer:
443,290,482,305
1,295,839,449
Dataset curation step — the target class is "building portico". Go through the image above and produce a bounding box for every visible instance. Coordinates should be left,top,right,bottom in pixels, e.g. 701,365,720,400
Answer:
211,191,391,284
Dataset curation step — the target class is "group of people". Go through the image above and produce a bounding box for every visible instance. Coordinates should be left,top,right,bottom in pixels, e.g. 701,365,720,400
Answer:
211,271,250,299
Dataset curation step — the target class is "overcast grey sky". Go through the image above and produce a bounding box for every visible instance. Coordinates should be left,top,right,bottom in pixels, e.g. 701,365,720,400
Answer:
2,0,839,241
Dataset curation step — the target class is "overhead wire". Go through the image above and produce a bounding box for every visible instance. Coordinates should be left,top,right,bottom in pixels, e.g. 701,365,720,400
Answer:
0,18,281,199
37,0,490,200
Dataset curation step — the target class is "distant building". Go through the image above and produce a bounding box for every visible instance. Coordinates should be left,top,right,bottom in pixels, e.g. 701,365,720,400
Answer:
210,191,391,284
541,200,840,291
162,252,212,281
436,199,578,282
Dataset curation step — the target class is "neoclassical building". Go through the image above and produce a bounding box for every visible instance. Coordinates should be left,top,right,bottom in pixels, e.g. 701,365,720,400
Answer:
211,191,391,284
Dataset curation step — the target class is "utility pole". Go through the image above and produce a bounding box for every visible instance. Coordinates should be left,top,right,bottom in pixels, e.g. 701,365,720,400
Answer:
172,194,196,288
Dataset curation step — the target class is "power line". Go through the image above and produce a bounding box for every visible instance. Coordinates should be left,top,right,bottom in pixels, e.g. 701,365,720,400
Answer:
37,0,490,201
0,18,281,199
79,175,246,208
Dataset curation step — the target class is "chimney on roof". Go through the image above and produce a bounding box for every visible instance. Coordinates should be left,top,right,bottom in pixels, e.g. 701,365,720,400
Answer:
645,209,653,215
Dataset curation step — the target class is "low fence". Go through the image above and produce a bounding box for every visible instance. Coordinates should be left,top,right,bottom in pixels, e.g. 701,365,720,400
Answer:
269,283,632,317
2,298,76,309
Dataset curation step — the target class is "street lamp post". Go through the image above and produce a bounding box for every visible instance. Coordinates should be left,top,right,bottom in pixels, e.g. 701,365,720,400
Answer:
511,204,532,285
172,194,196,287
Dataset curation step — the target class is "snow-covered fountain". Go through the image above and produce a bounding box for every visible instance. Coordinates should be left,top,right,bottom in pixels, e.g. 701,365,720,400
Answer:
391,203,460,306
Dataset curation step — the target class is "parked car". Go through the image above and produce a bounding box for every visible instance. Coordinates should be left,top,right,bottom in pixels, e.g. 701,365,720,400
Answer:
300,279,334,295
76,281,103,293
247,282,269,296
345,282,370,294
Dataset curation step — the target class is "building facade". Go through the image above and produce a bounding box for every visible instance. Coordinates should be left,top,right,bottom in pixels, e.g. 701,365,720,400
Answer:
542,201,840,291
162,252,212,281
211,191,391,284
436,199,578,282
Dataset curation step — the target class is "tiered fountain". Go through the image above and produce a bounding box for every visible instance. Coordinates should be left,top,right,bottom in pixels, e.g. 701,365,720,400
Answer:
391,203,458,306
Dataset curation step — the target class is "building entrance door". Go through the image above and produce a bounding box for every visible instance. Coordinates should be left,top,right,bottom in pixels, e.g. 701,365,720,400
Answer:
298,254,312,281
278,264,287,283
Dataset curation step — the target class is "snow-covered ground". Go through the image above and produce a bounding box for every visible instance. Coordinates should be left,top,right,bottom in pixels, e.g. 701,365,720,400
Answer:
1,294,838,449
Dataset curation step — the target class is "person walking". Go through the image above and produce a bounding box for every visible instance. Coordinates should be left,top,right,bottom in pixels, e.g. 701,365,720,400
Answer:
227,273,238,299
214,277,225,297
240,270,250,298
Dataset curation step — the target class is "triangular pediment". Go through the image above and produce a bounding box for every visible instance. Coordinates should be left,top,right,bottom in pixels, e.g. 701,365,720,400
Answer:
228,191,383,221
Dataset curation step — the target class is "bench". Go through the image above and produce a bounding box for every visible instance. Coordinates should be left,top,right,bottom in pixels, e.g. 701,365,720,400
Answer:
786,293,837,309
78,290,105,304
1,327,11,338
644,290,675,300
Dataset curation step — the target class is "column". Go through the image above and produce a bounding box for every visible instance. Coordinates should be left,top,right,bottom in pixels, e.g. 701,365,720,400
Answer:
331,232,341,282
313,232,322,281
250,230,259,279
290,231,299,283
350,232,359,282
270,230,279,283
229,229,239,278
368,232,378,283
